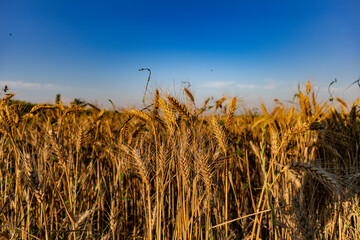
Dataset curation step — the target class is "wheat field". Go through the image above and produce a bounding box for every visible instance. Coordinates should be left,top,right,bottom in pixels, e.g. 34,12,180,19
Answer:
0,82,359,239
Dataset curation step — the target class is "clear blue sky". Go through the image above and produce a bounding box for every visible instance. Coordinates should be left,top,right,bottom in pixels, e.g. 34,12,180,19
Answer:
0,0,359,108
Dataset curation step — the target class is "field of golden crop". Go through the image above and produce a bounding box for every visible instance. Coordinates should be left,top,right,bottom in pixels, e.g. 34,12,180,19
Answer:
0,82,359,239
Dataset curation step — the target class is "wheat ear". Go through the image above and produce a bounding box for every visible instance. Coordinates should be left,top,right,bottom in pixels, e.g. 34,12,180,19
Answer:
210,117,227,155
0,93,15,105
152,89,160,118
30,104,58,113
167,96,193,123
23,153,47,204
225,97,237,129
130,109,152,123
48,129,68,169
215,97,226,111
159,98,177,133
284,161,340,195
184,88,195,104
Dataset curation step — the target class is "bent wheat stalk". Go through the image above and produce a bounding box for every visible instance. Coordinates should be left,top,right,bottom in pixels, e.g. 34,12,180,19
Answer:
283,161,341,195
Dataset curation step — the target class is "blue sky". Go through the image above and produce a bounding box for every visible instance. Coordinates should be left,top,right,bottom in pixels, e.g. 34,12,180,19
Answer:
0,0,359,109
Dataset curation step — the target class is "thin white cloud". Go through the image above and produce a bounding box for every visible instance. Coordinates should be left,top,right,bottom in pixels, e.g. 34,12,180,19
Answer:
263,79,277,90
236,84,256,89
0,80,67,90
236,79,279,90
203,81,235,88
